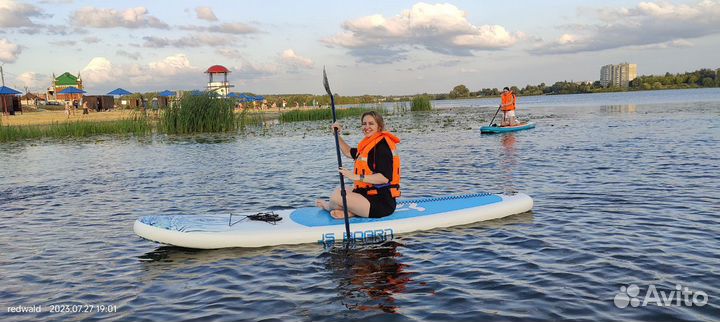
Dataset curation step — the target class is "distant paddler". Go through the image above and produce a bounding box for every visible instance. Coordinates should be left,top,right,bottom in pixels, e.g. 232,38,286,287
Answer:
499,86,519,127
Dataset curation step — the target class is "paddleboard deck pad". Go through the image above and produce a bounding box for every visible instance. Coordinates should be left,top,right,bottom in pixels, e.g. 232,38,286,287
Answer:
134,192,533,249
480,122,536,133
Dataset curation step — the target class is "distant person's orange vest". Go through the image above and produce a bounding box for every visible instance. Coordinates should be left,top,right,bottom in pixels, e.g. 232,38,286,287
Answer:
501,92,516,111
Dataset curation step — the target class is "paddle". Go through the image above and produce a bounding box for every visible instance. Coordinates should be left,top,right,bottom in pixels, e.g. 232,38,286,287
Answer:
488,105,502,127
323,67,352,242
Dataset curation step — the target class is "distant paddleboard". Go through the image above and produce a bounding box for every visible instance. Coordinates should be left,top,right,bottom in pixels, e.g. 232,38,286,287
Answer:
480,122,536,134
134,192,533,249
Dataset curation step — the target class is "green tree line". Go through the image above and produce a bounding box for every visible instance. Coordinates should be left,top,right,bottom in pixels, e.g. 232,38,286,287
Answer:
437,67,720,98
129,67,719,105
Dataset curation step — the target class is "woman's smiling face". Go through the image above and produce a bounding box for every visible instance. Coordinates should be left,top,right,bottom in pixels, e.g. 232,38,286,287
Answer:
361,115,379,138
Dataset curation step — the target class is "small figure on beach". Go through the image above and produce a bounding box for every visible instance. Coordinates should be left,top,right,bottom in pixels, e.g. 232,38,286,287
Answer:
82,100,89,114
315,111,401,219
64,101,71,118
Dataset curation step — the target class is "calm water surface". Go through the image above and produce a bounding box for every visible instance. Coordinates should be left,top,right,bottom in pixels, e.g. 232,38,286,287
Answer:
1,88,719,321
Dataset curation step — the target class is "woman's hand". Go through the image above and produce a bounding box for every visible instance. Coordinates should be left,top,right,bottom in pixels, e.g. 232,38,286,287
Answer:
331,122,343,134
338,167,360,181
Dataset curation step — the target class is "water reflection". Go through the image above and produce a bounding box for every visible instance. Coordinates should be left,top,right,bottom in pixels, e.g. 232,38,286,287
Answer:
499,133,517,194
600,104,637,113
324,241,413,313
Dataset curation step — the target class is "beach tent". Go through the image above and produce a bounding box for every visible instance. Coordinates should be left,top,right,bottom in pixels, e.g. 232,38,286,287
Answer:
158,90,175,97
58,87,86,95
58,87,86,106
107,88,133,96
0,85,22,115
0,85,22,95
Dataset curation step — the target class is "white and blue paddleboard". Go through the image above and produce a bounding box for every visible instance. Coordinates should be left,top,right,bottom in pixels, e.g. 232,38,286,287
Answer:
133,192,533,249
480,122,536,134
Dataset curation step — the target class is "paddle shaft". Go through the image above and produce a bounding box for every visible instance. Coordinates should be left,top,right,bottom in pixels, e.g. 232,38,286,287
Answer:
489,105,502,126
324,69,352,241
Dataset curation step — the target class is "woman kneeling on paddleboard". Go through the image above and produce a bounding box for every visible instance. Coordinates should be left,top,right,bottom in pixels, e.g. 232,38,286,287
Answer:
316,111,401,219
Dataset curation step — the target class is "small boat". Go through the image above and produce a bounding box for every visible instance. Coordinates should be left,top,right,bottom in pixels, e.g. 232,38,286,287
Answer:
480,122,536,134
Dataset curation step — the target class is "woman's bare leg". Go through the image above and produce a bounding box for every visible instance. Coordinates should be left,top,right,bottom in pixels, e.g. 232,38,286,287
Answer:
330,188,371,218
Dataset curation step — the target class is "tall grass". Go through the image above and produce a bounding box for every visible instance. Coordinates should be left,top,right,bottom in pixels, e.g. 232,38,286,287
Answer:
236,109,266,128
411,96,432,111
159,94,237,134
279,107,380,123
0,114,151,142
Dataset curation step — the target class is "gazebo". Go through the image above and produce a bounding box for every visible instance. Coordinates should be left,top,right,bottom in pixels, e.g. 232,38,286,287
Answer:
0,85,22,116
205,65,234,97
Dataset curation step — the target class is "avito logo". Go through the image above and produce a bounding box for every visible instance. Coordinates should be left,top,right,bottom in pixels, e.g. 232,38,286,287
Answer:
614,284,709,308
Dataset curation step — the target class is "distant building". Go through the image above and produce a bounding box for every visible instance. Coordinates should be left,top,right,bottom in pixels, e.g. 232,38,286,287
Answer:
600,63,637,87
47,72,84,102
205,65,234,97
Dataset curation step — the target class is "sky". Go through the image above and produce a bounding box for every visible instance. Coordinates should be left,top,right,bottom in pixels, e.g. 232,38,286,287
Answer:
0,0,718,96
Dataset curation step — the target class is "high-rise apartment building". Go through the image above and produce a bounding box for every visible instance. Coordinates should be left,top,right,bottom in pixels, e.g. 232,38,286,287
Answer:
600,63,637,87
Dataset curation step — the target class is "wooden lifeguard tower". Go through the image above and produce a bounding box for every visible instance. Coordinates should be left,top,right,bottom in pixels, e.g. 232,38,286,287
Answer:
205,65,234,97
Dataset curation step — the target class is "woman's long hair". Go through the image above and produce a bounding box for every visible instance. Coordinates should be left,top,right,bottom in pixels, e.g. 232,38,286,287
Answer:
361,110,385,132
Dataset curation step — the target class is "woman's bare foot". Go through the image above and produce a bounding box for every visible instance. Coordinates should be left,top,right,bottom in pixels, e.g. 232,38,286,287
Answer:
330,209,354,219
315,199,331,211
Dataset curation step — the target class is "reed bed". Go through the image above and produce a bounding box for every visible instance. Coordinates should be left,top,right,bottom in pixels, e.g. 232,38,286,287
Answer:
159,94,237,134
236,110,266,129
0,114,151,142
279,107,381,123
411,96,433,111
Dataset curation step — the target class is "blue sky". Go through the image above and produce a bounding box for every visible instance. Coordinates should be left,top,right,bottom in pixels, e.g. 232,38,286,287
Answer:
0,0,718,95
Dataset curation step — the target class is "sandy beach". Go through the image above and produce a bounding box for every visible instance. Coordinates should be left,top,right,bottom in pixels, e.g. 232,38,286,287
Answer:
1,109,138,126
0,106,321,127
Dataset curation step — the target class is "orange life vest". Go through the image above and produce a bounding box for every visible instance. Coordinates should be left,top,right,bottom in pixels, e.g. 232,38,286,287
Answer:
501,91,516,111
353,131,401,198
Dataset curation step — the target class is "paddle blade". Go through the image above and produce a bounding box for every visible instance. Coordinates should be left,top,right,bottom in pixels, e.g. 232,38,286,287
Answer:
322,67,332,96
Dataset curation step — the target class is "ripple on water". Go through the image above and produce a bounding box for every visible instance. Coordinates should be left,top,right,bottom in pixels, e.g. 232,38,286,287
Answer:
1,94,720,321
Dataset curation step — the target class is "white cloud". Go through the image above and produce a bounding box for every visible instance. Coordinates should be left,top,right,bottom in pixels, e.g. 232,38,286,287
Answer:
147,54,196,76
81,57,115,84
323,3,520,63
180,22,258,34
71,6,169,29
280,49,314,69
0,38,21,63
16,71,41,88
142,34,233,48
195,6,217,21
0,0,45,28
38,0,73,4
208,22,257,34
78,54,202,91
116,49,141,60
216,48,243,59
82,36,100,44
631,39,695,50
531,0,720,55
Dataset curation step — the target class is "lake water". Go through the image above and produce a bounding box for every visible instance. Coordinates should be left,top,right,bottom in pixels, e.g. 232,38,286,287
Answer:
1,88,719,321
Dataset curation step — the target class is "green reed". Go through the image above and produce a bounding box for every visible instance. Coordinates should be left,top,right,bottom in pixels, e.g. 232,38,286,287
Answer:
411,96,433,111
159,94,237,134
237,109,266,128
279,107,380,123
0,114,151,142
